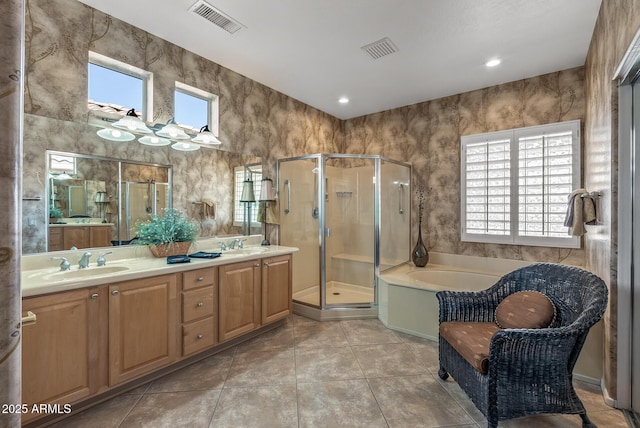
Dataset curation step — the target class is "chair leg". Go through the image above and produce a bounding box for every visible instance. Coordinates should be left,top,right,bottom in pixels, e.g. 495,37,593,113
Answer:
438,367,449,380
580,412,596,427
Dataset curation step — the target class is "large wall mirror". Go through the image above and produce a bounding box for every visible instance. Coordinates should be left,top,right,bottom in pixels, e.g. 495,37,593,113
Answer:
46,151,172,250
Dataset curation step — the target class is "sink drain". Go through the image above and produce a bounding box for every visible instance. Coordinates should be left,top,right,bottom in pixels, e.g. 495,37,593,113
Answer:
333,292,341,295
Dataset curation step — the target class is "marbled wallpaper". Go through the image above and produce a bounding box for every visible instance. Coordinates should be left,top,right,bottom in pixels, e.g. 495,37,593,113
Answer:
23,0,589,266
344,68,586,266
22,0,341,253
584,0,640,403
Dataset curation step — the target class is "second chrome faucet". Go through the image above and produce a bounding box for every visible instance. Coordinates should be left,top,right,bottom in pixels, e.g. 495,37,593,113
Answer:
78,252,92,269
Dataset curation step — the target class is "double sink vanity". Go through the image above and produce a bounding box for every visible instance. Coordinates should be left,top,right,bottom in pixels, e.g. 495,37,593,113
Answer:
21,236,297,426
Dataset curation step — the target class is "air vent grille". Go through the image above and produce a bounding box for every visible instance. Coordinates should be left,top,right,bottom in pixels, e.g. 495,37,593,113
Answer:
190,1,245,34
361,37,399,60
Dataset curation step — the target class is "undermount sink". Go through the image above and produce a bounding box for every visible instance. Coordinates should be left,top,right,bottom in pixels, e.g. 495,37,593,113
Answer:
41,265,130,280
226,247,270,256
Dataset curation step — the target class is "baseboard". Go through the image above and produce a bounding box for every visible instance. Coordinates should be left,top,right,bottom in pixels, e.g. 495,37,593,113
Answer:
601,378,618,408
573,373,600,386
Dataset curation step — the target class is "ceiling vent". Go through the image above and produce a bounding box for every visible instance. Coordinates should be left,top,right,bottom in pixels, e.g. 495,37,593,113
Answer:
361,37,399,60
189,0,245,34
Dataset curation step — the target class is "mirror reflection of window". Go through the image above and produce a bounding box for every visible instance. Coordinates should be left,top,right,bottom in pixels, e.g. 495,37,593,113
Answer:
49,154,76,174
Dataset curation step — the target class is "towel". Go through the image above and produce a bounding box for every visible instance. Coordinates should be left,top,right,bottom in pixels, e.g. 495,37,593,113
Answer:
564,188,597,236
201,200,215,219
257,201,280,225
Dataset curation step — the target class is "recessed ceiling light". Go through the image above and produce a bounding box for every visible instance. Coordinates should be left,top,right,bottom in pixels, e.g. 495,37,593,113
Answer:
338,97,349,104
485,58,501,68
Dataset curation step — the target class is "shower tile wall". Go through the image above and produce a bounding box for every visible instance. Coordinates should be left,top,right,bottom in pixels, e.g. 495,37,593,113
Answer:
24,0,587,270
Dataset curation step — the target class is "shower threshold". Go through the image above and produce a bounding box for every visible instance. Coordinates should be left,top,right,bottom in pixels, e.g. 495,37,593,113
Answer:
292,281,378,321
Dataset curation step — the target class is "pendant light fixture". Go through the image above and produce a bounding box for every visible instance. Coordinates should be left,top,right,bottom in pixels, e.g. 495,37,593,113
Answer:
191,125,222,145
156,118,190,140
97,127,135,142
171,141,200,151
138,135,171,146
111,108,153,134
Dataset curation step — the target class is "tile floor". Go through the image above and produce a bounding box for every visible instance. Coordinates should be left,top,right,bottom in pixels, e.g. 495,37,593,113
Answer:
51,315,629,428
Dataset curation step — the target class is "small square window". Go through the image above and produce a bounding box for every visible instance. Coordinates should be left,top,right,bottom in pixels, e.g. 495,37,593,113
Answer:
88,52,152,121
174,82,219,135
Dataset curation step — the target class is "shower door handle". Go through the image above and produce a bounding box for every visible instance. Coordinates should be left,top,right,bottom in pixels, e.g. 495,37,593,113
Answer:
284,179,291,214
399,183,404,214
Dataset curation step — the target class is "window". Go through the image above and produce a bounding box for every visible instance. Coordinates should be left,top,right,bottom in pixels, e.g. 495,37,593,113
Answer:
461,120,580,248
233,165,262,226
49,154,76,174
174,82,219,134
88,52,152,121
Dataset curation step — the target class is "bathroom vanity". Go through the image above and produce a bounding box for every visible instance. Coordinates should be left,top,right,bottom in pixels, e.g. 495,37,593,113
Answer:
20,238,296,426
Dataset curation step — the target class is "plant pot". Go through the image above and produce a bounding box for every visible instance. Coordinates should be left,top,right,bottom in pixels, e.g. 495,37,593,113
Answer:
148,241,192,258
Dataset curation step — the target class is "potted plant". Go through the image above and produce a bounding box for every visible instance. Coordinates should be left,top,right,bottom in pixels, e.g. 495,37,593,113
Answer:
49,205,63,223
134,208,197,257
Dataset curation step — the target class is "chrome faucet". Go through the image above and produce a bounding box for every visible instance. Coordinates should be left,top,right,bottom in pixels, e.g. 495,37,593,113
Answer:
78,252,92,269
229,238,245,250
213,236,227,251
96,252,112,267
51,256,70,271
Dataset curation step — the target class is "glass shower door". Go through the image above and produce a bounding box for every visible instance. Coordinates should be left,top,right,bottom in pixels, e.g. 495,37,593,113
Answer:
279,157,321,307
323,156,376,307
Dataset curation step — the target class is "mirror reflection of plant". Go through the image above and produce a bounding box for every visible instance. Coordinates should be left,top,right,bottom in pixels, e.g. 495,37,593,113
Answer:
134,208,197,245
49,205,63,219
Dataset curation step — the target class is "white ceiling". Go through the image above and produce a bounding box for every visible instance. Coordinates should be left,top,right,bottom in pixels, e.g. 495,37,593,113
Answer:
78,0,602,120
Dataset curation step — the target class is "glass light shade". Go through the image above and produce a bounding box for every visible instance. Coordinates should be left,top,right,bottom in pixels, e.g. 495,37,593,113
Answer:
97,127,135,142
139,135,171,146
171,141,199,151
156,122,190,140
240,180,256,202
191,125,222,145
259,178,276,201
111,109,153,134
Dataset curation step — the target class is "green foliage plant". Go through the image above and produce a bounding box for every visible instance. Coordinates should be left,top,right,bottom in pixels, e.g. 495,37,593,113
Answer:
134,208,197,245
49,205,63,219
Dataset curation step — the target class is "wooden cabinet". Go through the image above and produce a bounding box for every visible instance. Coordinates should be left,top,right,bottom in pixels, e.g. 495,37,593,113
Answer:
109,274,177,386
218,260,261,342
261,254,292,324
48,227,63,251
90,226,112,247
22,286,108,424
181,267,218,356
49,225,112,251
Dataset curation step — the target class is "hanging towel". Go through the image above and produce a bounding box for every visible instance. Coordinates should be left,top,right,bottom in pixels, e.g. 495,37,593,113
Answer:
563,189,597,236
201,200,215,219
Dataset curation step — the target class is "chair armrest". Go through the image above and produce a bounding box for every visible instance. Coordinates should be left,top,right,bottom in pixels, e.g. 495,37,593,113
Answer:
437,289,502,323
488,327,584,380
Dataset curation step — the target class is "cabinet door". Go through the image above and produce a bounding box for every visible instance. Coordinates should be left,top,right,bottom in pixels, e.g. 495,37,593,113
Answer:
90,226,112,248
109,274,177,386
48,227,63,251
219,260,261,342
22,287,107,423
63,226,89,249
262,255,292,324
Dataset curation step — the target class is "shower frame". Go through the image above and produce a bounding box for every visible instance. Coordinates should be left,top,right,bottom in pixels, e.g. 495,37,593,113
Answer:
277,153,411,320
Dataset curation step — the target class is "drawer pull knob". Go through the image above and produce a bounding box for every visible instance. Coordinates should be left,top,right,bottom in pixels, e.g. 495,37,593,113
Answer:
254,263,260,267
264,262,269,266
197,334,204,340
197,302,204,307
91,293,99,299
21,311,37,327
111,290,119,296
197,276,204,281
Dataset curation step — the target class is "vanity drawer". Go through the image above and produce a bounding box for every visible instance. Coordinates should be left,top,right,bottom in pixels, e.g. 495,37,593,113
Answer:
183,267,217,291
182,286,215,323
182,317,215,356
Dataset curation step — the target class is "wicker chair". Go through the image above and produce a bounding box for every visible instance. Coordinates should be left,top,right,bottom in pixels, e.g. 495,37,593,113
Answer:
436,263,608,428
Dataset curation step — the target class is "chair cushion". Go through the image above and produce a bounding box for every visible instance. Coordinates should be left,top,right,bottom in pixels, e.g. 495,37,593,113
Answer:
439,322,500,374
495,290,556,329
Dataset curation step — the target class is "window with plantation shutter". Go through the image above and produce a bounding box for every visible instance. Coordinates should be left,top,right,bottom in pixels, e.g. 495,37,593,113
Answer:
233,165,262,226
461,120,580,248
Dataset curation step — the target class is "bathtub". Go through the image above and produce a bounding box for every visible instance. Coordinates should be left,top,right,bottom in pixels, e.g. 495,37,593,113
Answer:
378,253,530,340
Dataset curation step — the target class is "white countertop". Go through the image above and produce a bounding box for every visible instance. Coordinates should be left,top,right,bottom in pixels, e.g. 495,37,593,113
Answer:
22,236,298,297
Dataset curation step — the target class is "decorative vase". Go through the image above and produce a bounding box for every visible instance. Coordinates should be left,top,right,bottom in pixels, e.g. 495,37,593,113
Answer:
148,241,192,258
412,224,429,267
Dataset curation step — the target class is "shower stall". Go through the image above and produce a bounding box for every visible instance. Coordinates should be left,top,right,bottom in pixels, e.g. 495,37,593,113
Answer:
278,154,411,320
